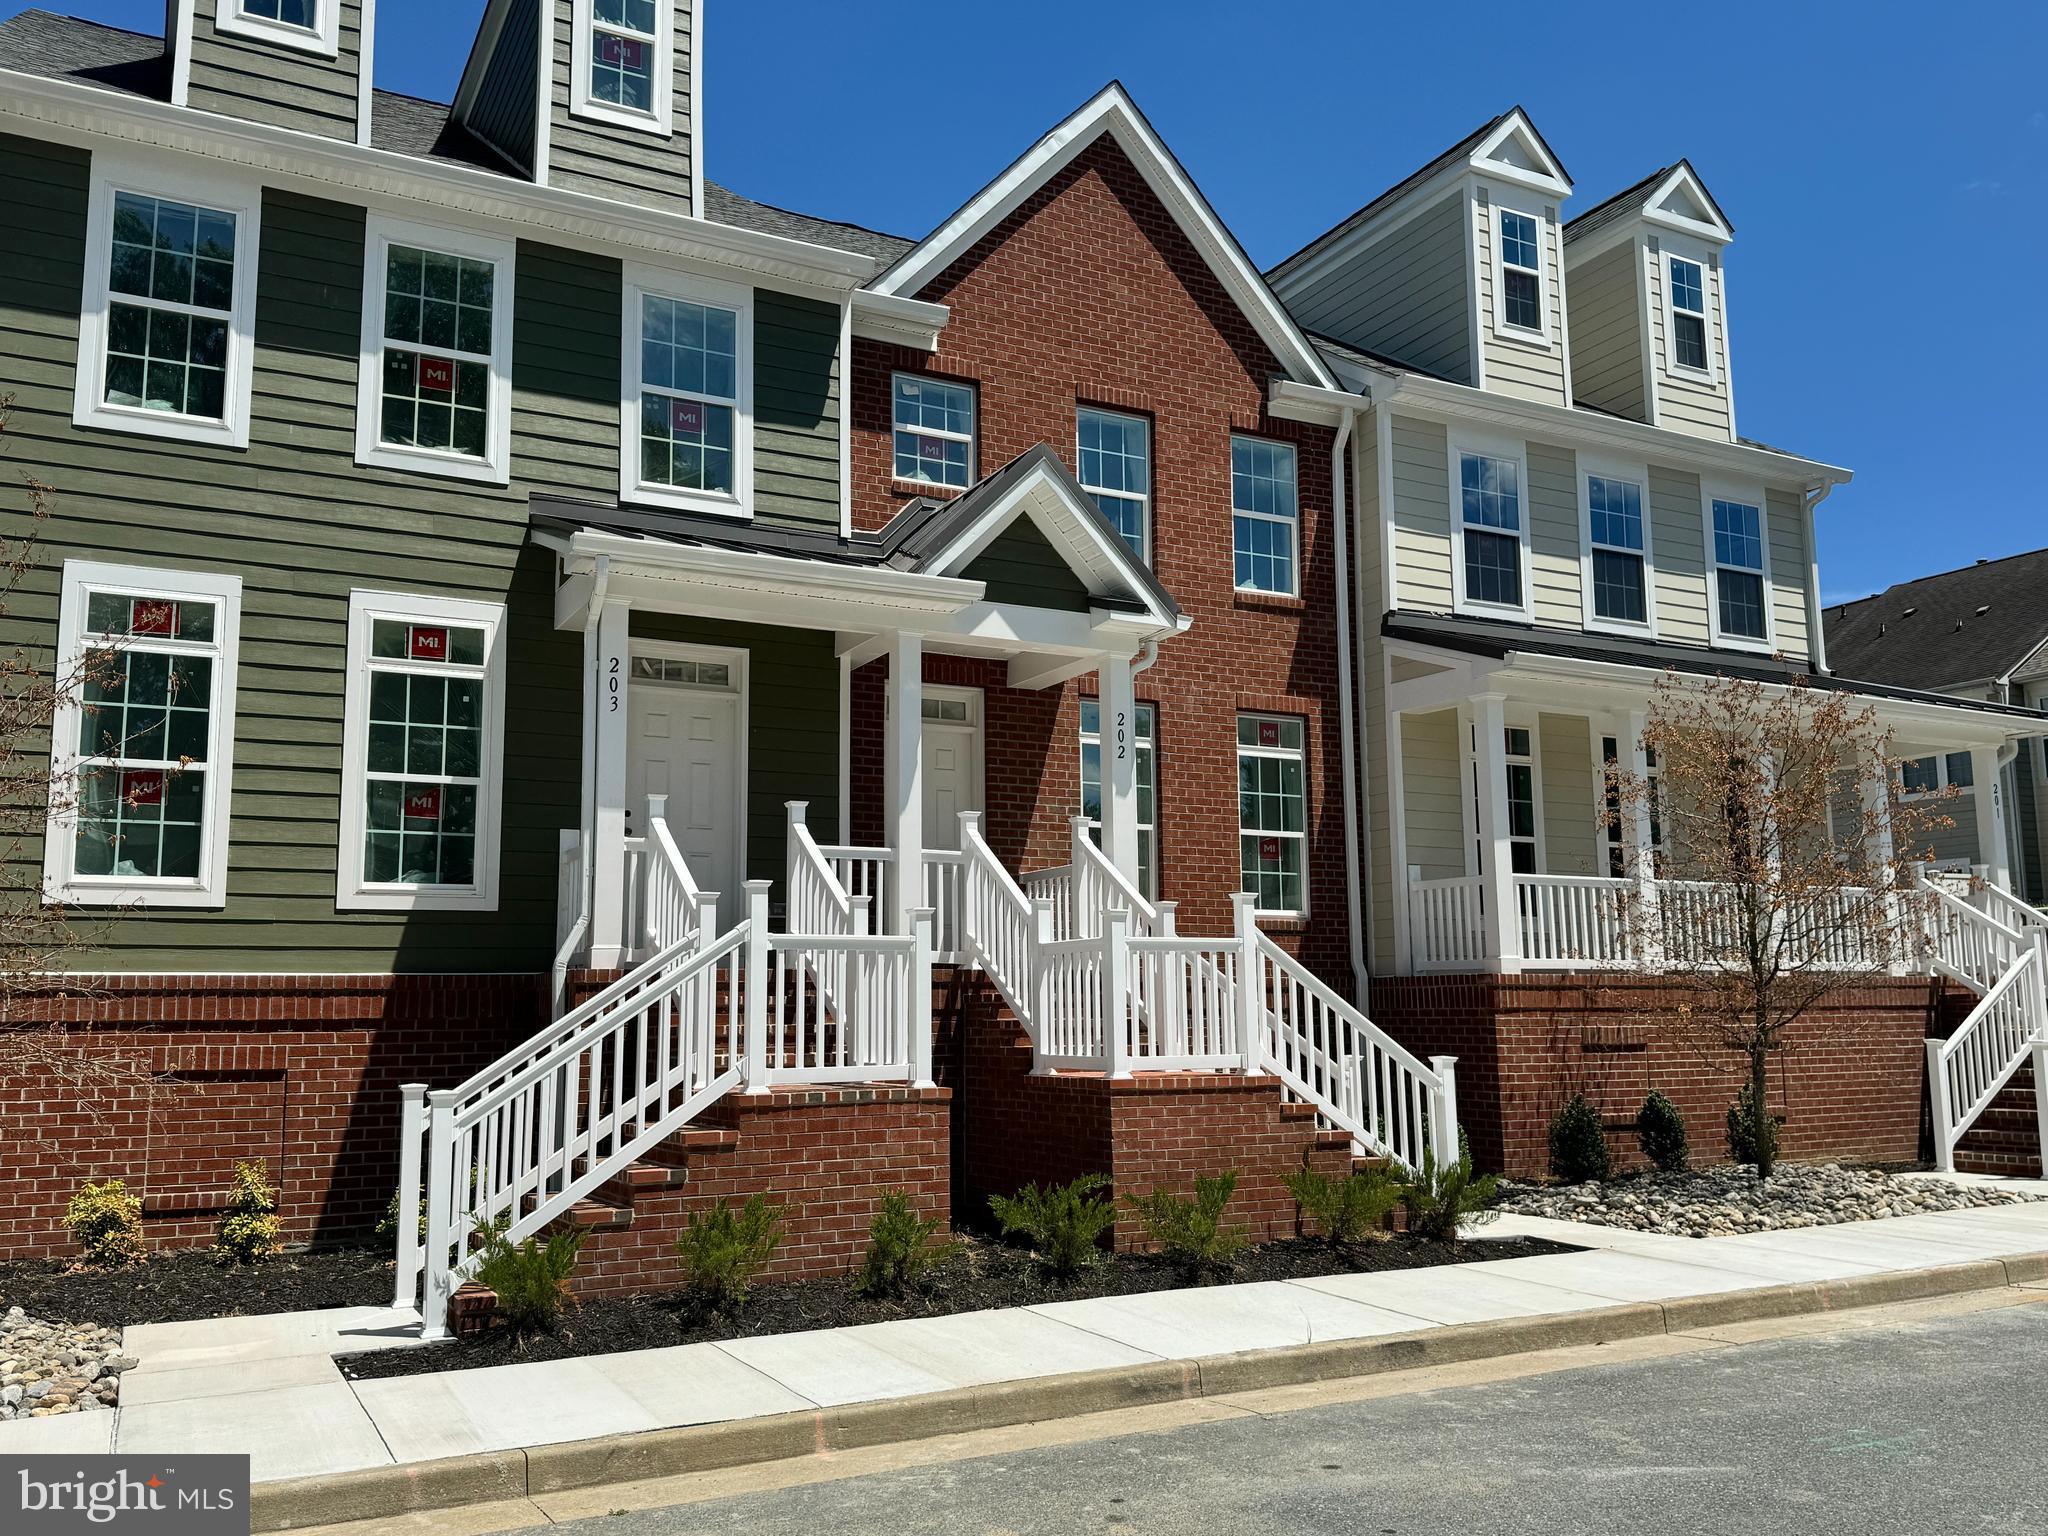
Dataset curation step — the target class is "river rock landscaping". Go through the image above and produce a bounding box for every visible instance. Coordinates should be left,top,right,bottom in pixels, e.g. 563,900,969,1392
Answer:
0,1309,136,1420
1500,1162,2040,1239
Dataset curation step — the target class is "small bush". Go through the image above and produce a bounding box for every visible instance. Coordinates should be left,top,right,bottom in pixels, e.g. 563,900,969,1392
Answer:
376,1188,428,1247
1124,1172,1247,1279
472,1216,585,1334
1400,1133,1501,1243
989,1174,1117,1279
855,1192,955,1298
1547,1094,1611,1185
675,1194,785,1311
1283,1159,1401,1249
1636,1092,1690,1173
1727,1083,1779,1170
66,1179,145,1268
212,1160,283,1266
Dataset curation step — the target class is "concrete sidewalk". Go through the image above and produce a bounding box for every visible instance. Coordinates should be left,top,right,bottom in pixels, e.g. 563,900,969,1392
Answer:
6,1199,2047,1487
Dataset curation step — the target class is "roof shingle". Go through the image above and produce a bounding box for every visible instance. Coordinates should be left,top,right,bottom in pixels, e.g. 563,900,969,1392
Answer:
1825,550,2048,693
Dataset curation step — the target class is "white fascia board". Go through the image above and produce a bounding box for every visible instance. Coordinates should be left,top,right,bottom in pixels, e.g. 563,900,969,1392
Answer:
1468,111,1572,198
1641,164,1734,246
850,289,950,350
1267,379,1371,426
869,83,1337,390
0,68,878,293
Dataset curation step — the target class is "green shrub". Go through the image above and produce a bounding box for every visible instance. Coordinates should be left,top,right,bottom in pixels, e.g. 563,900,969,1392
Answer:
1727,1083,1779,1170
1547,1094,1611,1184
1636,1092,1690,1174
989,1174,1117,1278
1400,1133,1501,1244
376,1188,427,1247
1124,1172,1247,1278
1283,1159,1401,1249
675,1194,785,1311
855,1192,955,1298
65,1179,145,1268
472,1216,585,1334
212,1160,282,1266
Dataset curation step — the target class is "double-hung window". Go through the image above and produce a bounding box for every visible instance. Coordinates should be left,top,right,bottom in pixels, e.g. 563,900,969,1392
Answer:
570,0,673,131
1081,700,1157,897
1585,469,1650,629
1602,736,1663,878
1500,726,1538,875
45,562,242,908
624,267,751,516
1231,436,1298,595
215,0,340,55
893,375,975,490
1669,257,1709,374
1078,408,1151,560
1709,495,1770,644
75,158,260,449
1457,448,1526,613
1899,753,1973,799
1238,714,1306,915
1497,208,1545,335
357,216,515,484
338,591,506,911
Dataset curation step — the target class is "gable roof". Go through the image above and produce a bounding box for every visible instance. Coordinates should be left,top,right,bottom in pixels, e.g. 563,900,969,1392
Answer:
1825,549,2048,694
1566,159,1733,249
867,82,1336,390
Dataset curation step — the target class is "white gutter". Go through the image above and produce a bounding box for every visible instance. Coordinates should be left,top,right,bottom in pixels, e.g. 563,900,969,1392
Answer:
1802,477,1844,675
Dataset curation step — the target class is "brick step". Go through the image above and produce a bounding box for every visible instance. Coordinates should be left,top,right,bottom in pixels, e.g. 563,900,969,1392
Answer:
567,1196,631,1231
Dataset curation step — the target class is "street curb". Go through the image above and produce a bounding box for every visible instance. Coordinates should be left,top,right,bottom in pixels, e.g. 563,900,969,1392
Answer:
249,1249,2048,1531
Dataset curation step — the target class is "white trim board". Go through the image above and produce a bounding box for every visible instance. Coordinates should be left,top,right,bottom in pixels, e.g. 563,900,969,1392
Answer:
214,0,342,59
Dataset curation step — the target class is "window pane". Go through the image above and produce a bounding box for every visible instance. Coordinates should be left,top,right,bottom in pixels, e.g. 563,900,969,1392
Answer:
1670,259,1705,313
1079,409,1150,559
1674,311,1707,371
1592,549,1647,624
1945,752,1975,789
892,375,974,489
1712,501,1763,571
1901,757,1940,795
1465,528,1522,607
1587,476,1642,551
1717,569,1768,640
1500,211,1539,271
1503,267,1541,330
1460,453,1520,530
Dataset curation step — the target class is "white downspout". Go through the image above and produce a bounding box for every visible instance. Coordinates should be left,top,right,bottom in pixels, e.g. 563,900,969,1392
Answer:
1330,404,1370,1004
1804,478,1840,676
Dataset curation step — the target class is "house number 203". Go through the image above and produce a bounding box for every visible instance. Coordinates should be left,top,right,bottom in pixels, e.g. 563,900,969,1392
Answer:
608,654,622,712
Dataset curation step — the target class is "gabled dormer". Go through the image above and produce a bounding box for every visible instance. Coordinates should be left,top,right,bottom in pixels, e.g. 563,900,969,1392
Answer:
1269,107,1573,408
168,0,378,145
1564,161,1736,441
451,0,701,217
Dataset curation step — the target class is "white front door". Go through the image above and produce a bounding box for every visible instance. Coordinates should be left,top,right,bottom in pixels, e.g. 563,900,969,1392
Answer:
627,651,744,929
920,687,983,852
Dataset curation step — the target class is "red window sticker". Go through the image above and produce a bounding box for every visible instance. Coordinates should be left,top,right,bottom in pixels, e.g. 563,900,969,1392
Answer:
1258,836,1281,862
620,38,646,69
122,769,166,807
670,399,703,437
404,786,442,822
598,34,623,64
131,598,177,637
1258,721,1281,749
409,626,448,663
417,355,455,394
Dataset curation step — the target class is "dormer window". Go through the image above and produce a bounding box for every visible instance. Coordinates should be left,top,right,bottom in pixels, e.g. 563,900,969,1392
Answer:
216,0,340,57
1498,209,1544,333
1669,257,1709,372
571,0,674,133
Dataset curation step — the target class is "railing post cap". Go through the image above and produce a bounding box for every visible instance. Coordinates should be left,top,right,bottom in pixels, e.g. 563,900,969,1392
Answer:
1431,1054,1458,1071
959,809,983,826
399,1081,429,1100
744,878,773,893
1032,896,1055,914
427,1088,461,1108
786,800,808,822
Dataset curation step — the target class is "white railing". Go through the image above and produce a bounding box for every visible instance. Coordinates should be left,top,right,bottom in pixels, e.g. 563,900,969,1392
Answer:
925,849,966,961
787,802,858,937
1980,880,2048,939
1921,878,2024,994
1034,931,1112,1071
1408,871,1488,973
821,842,892,916
636,795,702,958
1928,937,2048,1172
1124,929,1252,1073
758,905,930,1088
960,812,1041,1036
1068,817,1158,938
1021,865,1076,941
1516,875,1637,968
550,830,588,1018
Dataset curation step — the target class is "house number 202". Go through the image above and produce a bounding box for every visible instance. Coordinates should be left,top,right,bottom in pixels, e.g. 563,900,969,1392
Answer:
1115,710,1128,762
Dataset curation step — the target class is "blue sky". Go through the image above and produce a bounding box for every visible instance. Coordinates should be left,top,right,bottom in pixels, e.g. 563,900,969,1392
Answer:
17,1,2048,604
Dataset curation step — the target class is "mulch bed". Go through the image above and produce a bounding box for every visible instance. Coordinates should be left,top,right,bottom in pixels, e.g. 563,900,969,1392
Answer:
337,1230,1577,1381
0,1248,393,1329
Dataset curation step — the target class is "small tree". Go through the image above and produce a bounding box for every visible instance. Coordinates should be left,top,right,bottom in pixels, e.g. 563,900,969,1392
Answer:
1609,674,1952,1179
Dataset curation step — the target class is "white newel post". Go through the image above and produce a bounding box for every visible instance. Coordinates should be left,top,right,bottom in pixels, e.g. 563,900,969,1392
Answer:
1098,650,1142,885
589,601,631,968
1621,708,1664,967
743,879,772,1094
1927,1036,1956,1173
2033,1034,2048,1178
884,631,925,936
1972,744,2012,893
1032,898,1057,1075
1101,905,1131,1079
785,800,808,925
643,792,669,951
1069,817,1094,937
1431,1056,1461,1168
1472,694,1519,971
1232,891,1263,1076
1860,751,1906,974
392,1083,426,1310
911,906,936,1087
419,1088,460,1340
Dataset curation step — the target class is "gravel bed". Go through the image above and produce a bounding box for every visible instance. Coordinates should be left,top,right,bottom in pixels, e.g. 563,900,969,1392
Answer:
1500,1162,2040,1239
0,1309,137,1420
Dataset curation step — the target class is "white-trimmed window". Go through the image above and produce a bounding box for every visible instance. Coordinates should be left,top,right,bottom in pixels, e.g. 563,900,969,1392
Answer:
338,591,506,911
1238,713,1306,916
355,216,515,485
1081,699,1156,898
1501,725,1538,875
1078,407,1151,561
893,375,975,490
1583,466,1652,631
1495,205,1547,338
621,266,753,517
1601,735,1663,878
1669,257,1709,374
1455,445,1529,616
1232,436,1298,595
45,562,242,908
571,0,674,133
1899,753,1974,799
215,0,340,56
1708,493,1771,646
74,157,261,449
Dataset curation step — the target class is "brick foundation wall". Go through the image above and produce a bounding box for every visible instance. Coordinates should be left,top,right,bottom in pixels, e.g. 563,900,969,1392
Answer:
0,975,545,1261
1370,973,1944,1179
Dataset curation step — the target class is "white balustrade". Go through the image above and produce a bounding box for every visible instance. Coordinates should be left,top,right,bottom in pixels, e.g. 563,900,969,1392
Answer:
924,850,966,962
821,843,892,919
1407,872,1488,973
1514,875,1637,968
960,813,1041,1036
639,795,702,957
1928,937,2048,1172
1122,935,1244,1071
1021,866,1075,941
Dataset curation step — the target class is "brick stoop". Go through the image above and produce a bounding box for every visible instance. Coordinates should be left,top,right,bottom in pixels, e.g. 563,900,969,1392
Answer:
1953,1063,2046,1179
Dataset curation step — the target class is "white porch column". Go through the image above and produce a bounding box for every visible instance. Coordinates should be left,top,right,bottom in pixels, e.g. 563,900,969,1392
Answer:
1860,747,1907,974
883,630,925,934
1972,744,2012,892
1621,708,1663,967
1097,649,1141,884
1471,693,1520,970
589,601,631,969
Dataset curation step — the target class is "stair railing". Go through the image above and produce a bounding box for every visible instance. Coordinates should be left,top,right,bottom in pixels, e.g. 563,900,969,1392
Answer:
1928,926,2048,1172
1919,873,2025,994
639,794,704,957
958,811,1041,1038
